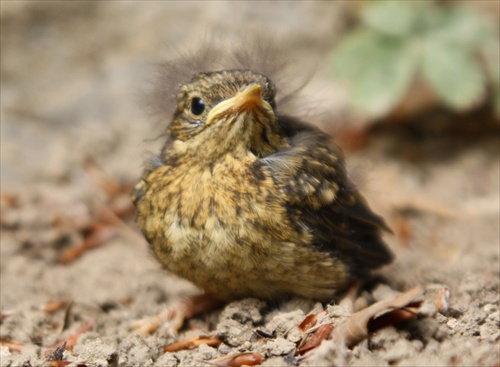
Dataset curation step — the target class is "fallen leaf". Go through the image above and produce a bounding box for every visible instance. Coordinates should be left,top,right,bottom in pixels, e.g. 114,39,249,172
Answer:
57,225,117,265
52,320,96,351
0,338,24,352
61,302,74,332
298,310,327,332
0,191,20,209
330,285,449,347
44,299,70,314
367,307,419,332
164,335,222,352
203,353,263,367
392,213,413,248
47,361,71,367
333,126,371,153
84,158,125,200
297,323,334,355
0,310,14,323
91,202,146,248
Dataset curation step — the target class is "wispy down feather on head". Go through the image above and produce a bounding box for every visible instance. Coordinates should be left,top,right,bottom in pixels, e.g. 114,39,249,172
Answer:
145,35,312,132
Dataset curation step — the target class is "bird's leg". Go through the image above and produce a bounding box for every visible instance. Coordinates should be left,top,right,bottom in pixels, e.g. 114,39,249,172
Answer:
338,281,364,314
131,294,224,336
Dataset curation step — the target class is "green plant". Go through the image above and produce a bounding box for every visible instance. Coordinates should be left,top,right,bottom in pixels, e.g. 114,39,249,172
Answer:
332,1,499,117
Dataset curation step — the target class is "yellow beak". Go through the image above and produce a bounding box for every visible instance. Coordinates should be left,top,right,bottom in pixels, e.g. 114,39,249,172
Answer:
206,84,272,126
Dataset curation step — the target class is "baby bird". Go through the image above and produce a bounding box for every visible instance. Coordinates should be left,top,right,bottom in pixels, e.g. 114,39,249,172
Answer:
132,69,393,303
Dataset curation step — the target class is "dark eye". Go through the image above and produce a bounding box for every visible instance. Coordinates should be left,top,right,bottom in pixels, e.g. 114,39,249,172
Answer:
190,97,205,116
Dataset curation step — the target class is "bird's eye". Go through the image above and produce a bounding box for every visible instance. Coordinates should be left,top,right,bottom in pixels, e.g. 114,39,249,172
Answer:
190,97,205,116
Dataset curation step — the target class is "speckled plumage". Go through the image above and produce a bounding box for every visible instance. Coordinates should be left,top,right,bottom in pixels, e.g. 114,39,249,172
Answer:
132,69,393,302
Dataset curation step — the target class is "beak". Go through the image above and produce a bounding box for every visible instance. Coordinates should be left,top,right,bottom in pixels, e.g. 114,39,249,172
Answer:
206,84,273,126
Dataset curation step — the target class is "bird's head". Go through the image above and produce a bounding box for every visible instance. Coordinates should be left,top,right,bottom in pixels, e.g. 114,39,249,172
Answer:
168,70,288,161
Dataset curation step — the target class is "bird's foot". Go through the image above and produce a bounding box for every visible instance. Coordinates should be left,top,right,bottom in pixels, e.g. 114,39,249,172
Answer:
130,294,223,336
338,281,365,313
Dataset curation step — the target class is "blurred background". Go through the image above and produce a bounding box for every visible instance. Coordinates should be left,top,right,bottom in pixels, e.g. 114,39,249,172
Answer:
2,1,497,188
2,1,349,187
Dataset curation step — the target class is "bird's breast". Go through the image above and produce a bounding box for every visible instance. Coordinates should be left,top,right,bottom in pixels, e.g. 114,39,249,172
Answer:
137,155,292,269
135,153,351,301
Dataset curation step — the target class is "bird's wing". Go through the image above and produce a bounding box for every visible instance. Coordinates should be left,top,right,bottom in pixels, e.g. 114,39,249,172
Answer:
258,116,393,272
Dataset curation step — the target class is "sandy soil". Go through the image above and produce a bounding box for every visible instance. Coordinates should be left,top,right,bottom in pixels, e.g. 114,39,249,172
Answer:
1,2,499,367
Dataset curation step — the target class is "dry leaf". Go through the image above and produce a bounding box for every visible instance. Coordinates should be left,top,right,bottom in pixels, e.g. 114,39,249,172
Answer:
392,213,413,248
57,225,117,264
331,285,449,347
52,320,96,351
0,191,20,209
297,323,334,355
84,158,124,199
164,335,222,352
0,338,24,352
47,361,72,367
298,310,327,332
203,353,263,367
44,299,70,314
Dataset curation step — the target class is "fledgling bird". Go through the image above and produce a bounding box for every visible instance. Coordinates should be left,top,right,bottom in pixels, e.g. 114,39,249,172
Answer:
132,51,393,304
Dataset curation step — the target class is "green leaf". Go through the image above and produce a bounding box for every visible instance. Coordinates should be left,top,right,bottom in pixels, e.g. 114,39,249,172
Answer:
360,1,422,38
432,6,496,50
333,31,418,116
352,41,417,116
482,35,500,86
479,23,500,117
332,29,381,82
428,5,497,51
422,38,486,110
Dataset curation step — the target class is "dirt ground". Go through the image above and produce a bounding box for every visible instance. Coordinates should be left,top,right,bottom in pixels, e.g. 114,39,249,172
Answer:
1,2,499,367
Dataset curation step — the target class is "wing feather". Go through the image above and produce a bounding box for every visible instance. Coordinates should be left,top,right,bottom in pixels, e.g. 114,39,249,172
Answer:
260,115,393,272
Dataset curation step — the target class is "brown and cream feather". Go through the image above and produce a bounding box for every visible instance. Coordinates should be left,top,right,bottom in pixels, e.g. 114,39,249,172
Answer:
133,40,393,302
